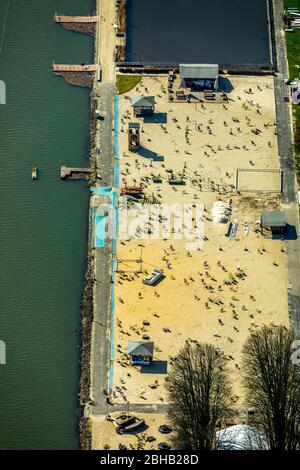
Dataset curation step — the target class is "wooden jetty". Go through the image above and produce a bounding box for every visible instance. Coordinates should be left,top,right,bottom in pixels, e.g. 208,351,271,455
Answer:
54,15,98,23
53,63,97,88
54,14,97,35
61,166,94,180
53,64,98,72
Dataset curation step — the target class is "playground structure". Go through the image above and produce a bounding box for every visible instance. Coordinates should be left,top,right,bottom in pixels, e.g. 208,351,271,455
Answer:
128,122,141,152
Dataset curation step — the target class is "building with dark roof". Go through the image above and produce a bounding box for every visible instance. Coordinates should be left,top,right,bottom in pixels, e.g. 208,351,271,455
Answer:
127,340,154,365
131,96,155,117
261,211,286,234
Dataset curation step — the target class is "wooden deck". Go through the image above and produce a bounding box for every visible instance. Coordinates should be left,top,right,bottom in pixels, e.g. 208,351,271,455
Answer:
53,64,98,72
54,15,98,23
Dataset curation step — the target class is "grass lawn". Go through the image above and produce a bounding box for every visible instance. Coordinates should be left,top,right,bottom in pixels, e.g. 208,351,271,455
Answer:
284,1,300,79
116,75,141,94
284,1,300,162
293,105,300,172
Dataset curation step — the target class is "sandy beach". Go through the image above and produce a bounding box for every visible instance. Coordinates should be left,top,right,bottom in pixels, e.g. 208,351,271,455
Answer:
91,74,290,449
112,75,289,405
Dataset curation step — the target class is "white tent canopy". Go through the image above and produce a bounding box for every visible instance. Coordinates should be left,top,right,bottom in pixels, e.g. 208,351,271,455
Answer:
216,425,269,450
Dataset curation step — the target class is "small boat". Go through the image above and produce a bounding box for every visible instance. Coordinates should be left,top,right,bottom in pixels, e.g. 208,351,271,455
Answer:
32,163,37,180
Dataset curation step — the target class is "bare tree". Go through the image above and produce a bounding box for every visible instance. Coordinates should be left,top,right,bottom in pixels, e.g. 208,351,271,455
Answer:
242,325,300,450
165,340,233,450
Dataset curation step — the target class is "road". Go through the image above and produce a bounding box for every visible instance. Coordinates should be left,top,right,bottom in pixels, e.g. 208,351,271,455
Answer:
272,0,300,336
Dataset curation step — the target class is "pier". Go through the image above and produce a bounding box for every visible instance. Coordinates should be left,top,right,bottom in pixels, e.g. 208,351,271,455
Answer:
54,15,98,23
54,14,98,35
60,166,94,180
53,64,97,72
53,63,98,88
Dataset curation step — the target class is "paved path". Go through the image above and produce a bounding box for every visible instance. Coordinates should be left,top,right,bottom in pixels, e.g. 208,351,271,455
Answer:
99,0,117,81
94,82,115,186
88,80,115,416
54,15,98,23
272,0,300,336
87,402,169,417
86,1,117,419
53,64,97,72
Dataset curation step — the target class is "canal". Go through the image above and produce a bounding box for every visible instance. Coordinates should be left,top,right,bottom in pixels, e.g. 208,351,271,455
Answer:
0,0,94,449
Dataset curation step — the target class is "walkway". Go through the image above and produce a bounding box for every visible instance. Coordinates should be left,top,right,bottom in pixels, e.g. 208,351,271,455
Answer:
53,64,97,72
88,402,168,417
88,80,115,416
98,0,117,81
54,15,98,23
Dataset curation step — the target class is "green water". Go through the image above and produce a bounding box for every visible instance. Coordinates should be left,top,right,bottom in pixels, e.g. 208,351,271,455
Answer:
0,0,94,449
